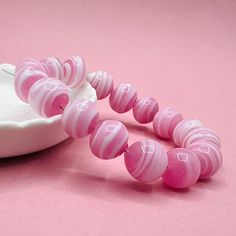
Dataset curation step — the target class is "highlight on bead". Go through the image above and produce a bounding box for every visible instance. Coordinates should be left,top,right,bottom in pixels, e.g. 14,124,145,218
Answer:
14,67,48,102
109,83,137,113
173,119,204,147
188,142,222,179
153,107,183,139
124,139,168,183
61,98,99,138
162,148,201,189
28,78,70,117
87,71,114,100
41,57,64,80
63,56,87,88
132,97,159,124
90,120,129,159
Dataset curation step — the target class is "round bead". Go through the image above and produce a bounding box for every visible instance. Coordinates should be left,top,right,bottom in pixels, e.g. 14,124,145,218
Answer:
15,58,46,75
14,68,48,102
40,57,63,80
124,139,168,183
188,142,222,179
162,148,201,189
109,83,137,113
153,108,183,139
132,97,159,124
28,78,69,117
90,120,129,160
173,119,204,147
182,128,221,148
63,56,87,88
61,99,99,138
87,71,114,100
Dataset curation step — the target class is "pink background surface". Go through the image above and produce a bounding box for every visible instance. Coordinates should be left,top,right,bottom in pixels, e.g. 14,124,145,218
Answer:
0,0,236,235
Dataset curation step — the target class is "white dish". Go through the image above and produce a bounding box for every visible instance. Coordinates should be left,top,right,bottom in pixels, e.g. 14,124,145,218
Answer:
0,64,97,158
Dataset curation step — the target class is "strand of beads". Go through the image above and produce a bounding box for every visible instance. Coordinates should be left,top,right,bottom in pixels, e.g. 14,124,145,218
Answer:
86,70,223,187
14,57,223,189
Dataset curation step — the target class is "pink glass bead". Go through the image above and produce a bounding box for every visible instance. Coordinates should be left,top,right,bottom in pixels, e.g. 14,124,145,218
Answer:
61,99,99,138
28,78,69,117
182,128,221,148
132,97,159,124
41,57,63,80
87,71,114,100
162,148,201,189
15,68,48,102
188,142,222,179
124,139,168,183
109,83,137,113
173,119,204,147
15,58,46,75
63,56,87,88
90,120,129,160
153,108,183,139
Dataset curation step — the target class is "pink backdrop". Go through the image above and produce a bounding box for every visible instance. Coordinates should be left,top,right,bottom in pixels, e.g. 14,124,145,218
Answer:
0,1,236,235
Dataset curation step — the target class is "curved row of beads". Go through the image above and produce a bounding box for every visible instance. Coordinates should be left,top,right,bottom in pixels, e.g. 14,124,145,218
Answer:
86,69,223,186
14,56,223,189
15,57,87,117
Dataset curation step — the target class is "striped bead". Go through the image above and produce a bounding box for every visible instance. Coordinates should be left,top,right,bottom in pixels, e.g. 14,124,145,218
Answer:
173,119,204,147
132,97,159,124
162,148,201,189
109,83,137,113
90,120,129,159
153,108,183,139
28,78,69,117
124,139,168,183
188,142,222,179
61,99,99,138
41,57,63,80
15,68,48,102
182,128,221,148
87,71,114,100
63,56,87,88
15,58,46,76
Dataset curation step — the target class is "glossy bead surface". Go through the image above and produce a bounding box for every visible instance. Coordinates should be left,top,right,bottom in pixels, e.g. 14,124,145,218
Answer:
109,83,137,113
15,58,46,75
28,78,69,117
90,120,129,160
162,148,201,189
124,139,168,183
15,68,48,102
132,97,159,124
188,142,222,179
41,57,63,80
182,128,221,148
63,56,87,88
173,119,204,147
61,99,99,138
87,71,114,100
153,108,183,139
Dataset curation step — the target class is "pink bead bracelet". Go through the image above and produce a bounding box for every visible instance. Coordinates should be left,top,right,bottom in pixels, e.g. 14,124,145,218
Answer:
14,56,223,189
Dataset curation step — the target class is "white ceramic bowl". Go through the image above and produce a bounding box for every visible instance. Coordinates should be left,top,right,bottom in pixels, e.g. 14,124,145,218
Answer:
0,64,97,158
